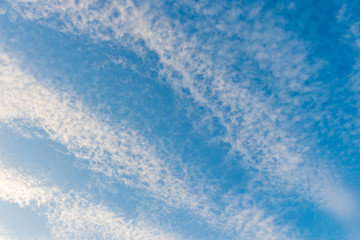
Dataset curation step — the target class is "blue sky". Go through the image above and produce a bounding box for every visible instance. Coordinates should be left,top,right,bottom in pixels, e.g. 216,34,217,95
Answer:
0,0,359,239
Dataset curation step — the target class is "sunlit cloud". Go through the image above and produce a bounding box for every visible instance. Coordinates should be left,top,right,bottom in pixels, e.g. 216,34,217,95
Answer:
0,48,207,214
0,48,298,239
0,158,180,240
6,0,355,221
0,0,359,239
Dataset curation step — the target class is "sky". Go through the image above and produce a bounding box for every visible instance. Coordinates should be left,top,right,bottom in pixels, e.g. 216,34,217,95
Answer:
0,0,359,239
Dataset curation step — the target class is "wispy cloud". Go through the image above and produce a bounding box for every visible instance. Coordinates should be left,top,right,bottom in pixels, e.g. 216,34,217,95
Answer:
0,223,16,240
7,0,356,221
218,193,298,240
333,2,360,150
0,35,298,239
0,48,207,214
0,158,180,240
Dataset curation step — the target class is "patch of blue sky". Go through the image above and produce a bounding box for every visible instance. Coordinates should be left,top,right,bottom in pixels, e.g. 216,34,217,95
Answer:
0,200,50,240
270,0,360,195
0,123,93,194
270,0,360,144
250,184,353,239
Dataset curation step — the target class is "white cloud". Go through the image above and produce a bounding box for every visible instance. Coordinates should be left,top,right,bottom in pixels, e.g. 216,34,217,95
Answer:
5,0,358,235
0,159,180,240
0,8,6,15
219,194,298,240
71,0,358,220
339,20,360,155
0,48,206,214
0,44,298,239
6,0,357,236
337,4,347,22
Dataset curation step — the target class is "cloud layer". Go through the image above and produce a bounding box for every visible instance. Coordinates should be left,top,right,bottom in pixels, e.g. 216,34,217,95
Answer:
0,0,359,239
0,157,180,240
6,0,356,220
0,48,297,239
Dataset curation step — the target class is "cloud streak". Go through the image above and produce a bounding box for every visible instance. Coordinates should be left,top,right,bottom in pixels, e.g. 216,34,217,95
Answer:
6,0,356,220
0,47,208,214
0,47,300,239
0,157,180,240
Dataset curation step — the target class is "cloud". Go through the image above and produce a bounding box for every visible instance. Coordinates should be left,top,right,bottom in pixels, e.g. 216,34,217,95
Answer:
8,0,353,221
337,3,347,22
4,0,359,236
218,193,298,240
0,158,180,240
0,48,210,215
6,0,360,237
0,40,298,239
0,223,16,240
134,1,357,221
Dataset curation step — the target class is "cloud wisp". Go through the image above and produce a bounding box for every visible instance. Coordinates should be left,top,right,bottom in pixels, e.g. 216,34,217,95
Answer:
0,47,300,239
0,157,180,240
344,17,360,147
6,0,357,221
0,48,208,215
